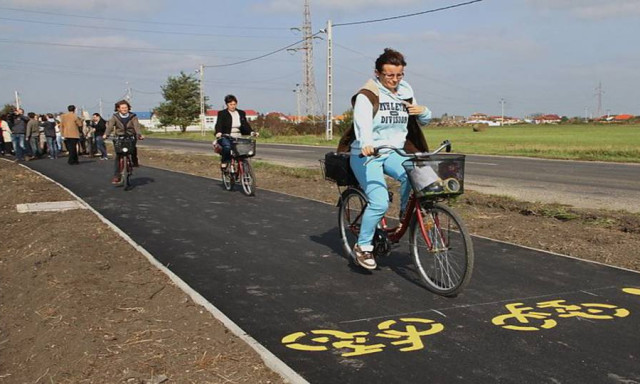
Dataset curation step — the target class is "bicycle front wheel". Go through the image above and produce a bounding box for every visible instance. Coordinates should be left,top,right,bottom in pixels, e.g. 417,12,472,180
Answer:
338,188,367,264
240,159,256,196
410,202,474,296
123,156,132,190
221,160,234,191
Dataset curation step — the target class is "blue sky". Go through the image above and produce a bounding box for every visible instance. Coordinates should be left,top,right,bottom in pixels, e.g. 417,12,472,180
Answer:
1,0,639,119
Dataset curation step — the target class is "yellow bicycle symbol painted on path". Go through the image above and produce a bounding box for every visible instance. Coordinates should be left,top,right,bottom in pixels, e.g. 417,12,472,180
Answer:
282,317,444,357
623,287,640,296
492,299,630,332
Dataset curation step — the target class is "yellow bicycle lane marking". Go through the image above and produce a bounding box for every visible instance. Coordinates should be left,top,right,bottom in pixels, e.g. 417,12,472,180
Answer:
282,287,640,356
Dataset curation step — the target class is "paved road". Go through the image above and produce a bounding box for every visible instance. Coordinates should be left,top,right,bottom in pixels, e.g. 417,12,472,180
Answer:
140,138,640,212
23,157,640,383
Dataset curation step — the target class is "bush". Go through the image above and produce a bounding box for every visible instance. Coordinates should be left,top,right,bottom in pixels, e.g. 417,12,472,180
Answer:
258,128,273,138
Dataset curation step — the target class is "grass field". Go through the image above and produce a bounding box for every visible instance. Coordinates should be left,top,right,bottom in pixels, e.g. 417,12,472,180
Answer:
145,123,640,163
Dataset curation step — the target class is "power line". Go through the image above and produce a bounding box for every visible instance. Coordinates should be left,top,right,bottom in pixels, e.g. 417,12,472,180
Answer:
332,42,502,102
0,16,292,39
0,6,289,30
204,32,323,68
333,0,483,27
0,38,274,54
131,88,162,95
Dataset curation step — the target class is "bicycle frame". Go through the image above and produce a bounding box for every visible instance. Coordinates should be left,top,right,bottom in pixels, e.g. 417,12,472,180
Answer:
348,191,436,248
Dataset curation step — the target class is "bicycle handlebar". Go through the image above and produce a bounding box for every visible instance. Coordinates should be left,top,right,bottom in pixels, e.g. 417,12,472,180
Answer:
359,140,452,161
218,132,258,139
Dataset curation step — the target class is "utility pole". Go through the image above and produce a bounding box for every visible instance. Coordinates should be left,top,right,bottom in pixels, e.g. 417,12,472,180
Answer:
289,0,319,120
595,82,604,118
302,0,317,119
125,81,132,102
99,98,103,116
584,106,589,122
199,64,205,136
499,98,505,126
325,19,333,140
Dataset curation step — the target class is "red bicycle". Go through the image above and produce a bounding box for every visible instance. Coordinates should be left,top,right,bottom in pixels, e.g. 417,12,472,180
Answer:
324,140,474,296
216,135,257,196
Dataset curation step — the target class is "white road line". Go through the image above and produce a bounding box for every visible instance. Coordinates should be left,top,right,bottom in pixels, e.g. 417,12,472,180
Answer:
467,161,498,166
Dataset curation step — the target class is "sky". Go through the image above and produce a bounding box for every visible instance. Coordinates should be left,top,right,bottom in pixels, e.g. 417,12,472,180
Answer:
1,0,639,119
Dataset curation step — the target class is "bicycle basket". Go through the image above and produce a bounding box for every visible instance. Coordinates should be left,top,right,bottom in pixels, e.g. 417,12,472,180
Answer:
322,152,358,186
402,154,465,197
232,138,256,157
113,136,135,155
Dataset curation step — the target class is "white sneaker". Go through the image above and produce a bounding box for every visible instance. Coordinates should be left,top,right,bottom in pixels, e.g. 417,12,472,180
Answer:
354,245,377,270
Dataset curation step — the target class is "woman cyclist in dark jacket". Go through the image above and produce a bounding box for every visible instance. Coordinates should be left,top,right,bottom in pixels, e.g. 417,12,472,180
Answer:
214,94,256,168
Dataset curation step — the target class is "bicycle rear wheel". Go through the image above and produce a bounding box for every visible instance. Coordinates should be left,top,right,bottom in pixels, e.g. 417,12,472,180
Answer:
410,202,474,296
240,159,256,196
221,160,234,191
338,188,367,264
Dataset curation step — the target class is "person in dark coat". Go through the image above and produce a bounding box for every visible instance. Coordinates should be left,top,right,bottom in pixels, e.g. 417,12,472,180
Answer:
40,114,58,158
8,108,29,161
91,113,108,160
214,94,255,169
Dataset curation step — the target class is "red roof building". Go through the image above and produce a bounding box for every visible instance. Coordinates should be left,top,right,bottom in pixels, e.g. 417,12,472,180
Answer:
614,114,634,121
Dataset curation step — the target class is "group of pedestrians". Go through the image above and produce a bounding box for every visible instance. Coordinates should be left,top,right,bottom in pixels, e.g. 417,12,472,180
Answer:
0,105,110,164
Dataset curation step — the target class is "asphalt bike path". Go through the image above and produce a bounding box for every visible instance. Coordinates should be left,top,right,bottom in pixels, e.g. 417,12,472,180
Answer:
24,157,640,383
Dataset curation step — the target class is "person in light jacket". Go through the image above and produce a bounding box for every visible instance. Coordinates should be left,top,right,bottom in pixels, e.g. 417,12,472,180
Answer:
339,48,433,270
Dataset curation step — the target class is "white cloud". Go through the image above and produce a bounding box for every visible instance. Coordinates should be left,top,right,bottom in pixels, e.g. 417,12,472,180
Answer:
2,0,160,12
527,0,640,20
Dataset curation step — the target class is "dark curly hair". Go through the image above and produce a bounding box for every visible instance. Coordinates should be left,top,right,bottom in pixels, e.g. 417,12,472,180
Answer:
224,94,237,104
114,99,132,112
375,48,407,72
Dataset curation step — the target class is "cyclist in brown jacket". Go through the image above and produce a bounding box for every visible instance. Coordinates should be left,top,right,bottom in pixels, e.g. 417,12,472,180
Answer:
103,100,144,184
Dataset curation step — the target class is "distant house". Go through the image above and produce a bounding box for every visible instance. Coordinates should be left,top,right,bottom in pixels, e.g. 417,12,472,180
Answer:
286,115,310,123
489,116,522,125
132,111,159,129
466,112,500,126
534,114,562,124
440,115,466,124
469,112,488,121
614,114,634,122
332,114,349,125
265,112,289,121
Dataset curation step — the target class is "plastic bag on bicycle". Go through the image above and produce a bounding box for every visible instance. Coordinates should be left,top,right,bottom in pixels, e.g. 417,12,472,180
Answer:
212,141,222,154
